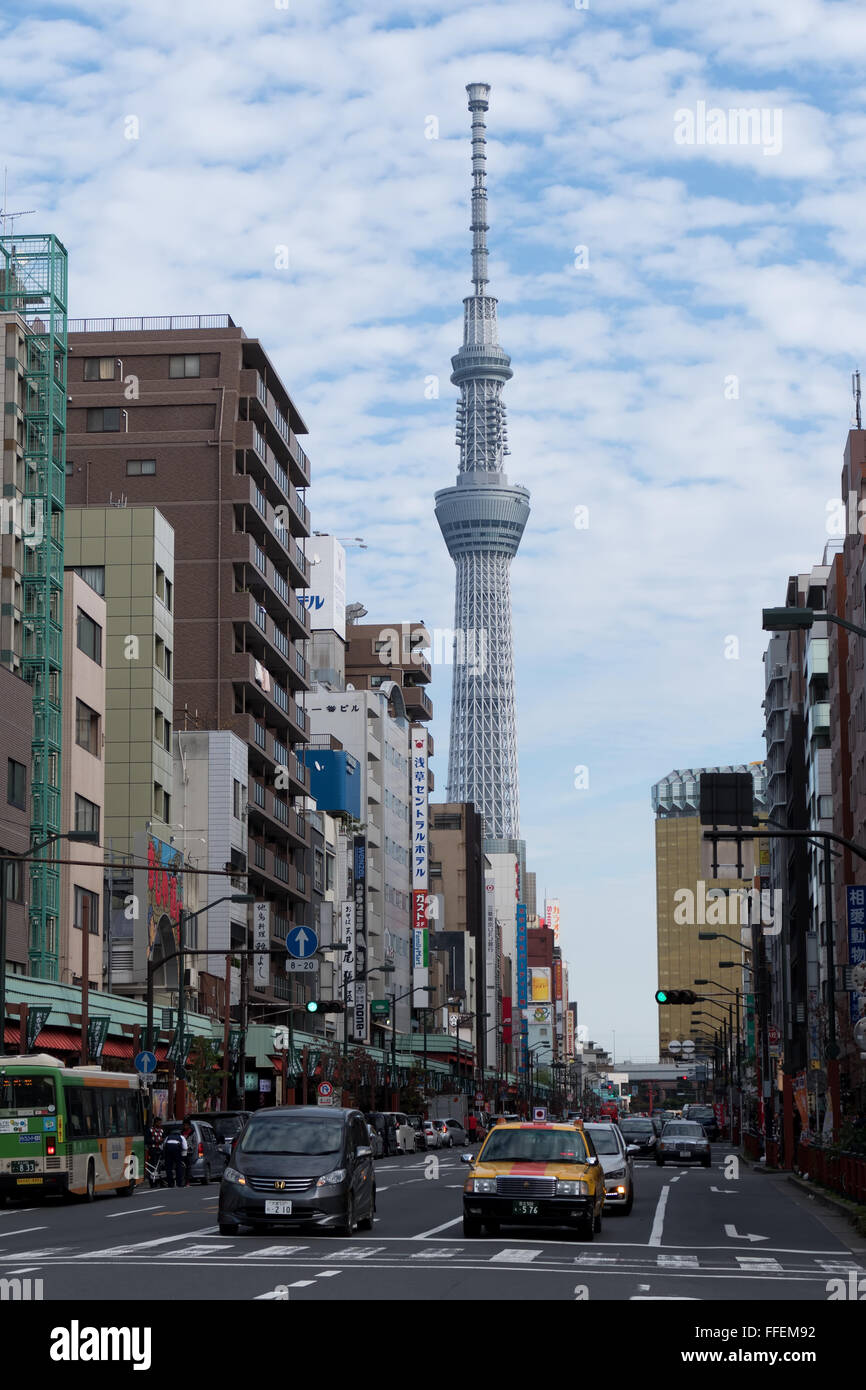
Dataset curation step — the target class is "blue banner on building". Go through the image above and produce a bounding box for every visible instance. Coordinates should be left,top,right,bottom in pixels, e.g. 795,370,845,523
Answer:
516,903,528,1072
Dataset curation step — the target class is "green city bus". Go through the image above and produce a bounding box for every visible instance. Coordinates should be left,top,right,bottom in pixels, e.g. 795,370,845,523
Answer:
0,1053,145,1201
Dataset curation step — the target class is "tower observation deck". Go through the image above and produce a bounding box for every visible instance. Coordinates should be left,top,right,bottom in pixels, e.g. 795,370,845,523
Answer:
434,83,530,840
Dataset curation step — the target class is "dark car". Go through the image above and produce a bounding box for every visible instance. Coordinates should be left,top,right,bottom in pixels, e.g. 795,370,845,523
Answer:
188,1110,251,1160
618,1118,657,1154
656,1121,711,1167
162,1119,226,1184
218,1106,375,1236
650,1115,664,1137
684,1106,720,1142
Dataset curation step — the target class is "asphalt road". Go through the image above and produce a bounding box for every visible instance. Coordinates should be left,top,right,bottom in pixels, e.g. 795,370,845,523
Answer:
2,1145,864,1302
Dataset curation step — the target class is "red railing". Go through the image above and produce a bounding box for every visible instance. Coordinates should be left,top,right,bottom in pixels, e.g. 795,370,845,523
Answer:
796,1143,866,1203
743,1130,763,1161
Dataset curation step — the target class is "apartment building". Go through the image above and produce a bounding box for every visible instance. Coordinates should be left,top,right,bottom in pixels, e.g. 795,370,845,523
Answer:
65,317,312,1013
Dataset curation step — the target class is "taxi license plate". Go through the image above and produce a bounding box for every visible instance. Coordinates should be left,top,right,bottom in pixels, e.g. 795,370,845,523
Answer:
11,1161,37,1174
16,1176,43,1185
679,1150,691,1159
265,1199,292,1215
512,1200,539,1216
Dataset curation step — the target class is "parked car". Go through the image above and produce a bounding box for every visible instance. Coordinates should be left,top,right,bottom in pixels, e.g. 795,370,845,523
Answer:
188,1110,251,1160
422,1120,442,1149
584,1121,636,1215
379,1112,415,1154
437,1118,470,1147
656,1121,711,1167
405,1115,428,1152
218,1106,375,1235
162,1119,226,1184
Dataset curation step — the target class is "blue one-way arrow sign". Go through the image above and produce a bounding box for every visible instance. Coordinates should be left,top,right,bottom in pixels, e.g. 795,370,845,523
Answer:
286,925,318,959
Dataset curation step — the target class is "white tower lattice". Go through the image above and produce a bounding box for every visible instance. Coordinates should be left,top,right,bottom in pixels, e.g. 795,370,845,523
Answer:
434,83,530,839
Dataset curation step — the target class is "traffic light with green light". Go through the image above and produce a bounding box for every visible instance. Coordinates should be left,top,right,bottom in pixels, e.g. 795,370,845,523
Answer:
306,1001,345,1014
655,989,698,1005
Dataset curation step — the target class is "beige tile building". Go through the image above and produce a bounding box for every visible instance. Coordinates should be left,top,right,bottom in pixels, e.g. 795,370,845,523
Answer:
64,506,175,854
60,570,106,987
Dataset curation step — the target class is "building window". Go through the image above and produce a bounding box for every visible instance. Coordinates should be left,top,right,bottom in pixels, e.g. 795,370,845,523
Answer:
72,565,105,596
314,851,324,893
84,357,116,381
233,779,245,820
74,794,100,837
74,886,100,934
76,610,102,665
164,578,172,612
7,758,26,809
169,354,200,378
155,637,172,679
65,459,74,476
75,699,101,756
154,709,172,751
86,407,121,432
127,459,156,475
3,860,23,903
326,853,335,891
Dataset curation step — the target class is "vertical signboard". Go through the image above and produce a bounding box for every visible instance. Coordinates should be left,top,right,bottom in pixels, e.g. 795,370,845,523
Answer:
546,898,561,946
484,875,496,1070
411,725,429,991
341,900,356,1017
553,958,564,1057
566,1006,575,1060
516,902,528,1072
845,886,866,1024
253,901,270,991
353,837,368,1043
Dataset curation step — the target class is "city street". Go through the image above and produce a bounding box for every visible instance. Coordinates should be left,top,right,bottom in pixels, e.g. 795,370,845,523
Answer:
3,1148,863,1302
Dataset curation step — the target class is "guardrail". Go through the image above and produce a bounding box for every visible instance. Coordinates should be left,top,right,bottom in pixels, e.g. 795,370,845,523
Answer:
796,1142,866,1204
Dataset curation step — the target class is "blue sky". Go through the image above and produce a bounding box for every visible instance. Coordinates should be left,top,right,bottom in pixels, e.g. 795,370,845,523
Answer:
5,0,866,1059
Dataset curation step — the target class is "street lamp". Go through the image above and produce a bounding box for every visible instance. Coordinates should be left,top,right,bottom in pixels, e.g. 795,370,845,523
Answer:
763,606,866,640
145,893,255,1064
1,829,100,1059
387,985,433,1097
698,931,752,955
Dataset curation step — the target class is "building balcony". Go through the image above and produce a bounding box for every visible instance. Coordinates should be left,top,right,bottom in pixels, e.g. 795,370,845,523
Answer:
807,701,831,743
367,776,382,804
367,863,383,894
366,733,381,762
366,819,382,848
403,684,433,720
805,639,829,686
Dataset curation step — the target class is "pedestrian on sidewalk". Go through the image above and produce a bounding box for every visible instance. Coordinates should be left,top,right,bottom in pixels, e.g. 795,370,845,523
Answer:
467,1112,478,1144
163,1128,188,1188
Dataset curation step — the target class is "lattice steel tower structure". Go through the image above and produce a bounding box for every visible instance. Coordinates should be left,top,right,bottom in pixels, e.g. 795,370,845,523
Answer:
435,83,530,840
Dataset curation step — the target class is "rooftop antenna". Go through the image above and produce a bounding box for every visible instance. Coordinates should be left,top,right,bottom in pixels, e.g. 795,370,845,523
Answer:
854,370,862,430
0,169,35,239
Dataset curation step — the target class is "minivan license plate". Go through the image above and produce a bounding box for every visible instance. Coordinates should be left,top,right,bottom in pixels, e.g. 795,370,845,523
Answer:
512,1200,538,1216
678,1150,691,1159
265,1199,292,1215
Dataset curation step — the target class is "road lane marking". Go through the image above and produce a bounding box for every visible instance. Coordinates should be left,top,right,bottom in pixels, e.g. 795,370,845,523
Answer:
412,1247,462,1260
315,1270,341,1277
412,1217,463,1240
0,1227,45,1238
657,1254,699,1269
4,1267,41,1274
76,1227,219,1257
725,1224,768,1242
159,1244,234,1258
322,1246,386,1261
818,1260,864,1272
735,1255,783,1273
648,1185,670,1247
574,1254,619,1265
0,1248,67,1260
240,1246,308,1259
490,1248,542,1263
107,1205,165,1218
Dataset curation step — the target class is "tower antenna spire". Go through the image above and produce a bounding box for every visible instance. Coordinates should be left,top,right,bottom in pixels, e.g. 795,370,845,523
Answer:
466,82,491,296
854,369,862,430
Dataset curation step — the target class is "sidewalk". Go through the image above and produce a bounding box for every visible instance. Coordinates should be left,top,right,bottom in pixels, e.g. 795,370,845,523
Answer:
738,1144,866,1235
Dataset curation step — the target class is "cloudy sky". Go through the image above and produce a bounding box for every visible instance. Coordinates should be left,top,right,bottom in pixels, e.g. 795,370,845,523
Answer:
4,0,863,1059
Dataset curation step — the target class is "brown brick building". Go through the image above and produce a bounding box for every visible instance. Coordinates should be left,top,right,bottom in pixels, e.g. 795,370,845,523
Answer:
65,316,313,1007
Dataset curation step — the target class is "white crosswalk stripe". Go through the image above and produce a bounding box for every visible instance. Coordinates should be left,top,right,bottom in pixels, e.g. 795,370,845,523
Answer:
489,1248,542,1263
817,1260,864,1273
574,1254,619,1265
656,1254,700,1268
735,1255,783,1273
159,1244,233,1258
412,1247,462,1260
322,1246,386,1261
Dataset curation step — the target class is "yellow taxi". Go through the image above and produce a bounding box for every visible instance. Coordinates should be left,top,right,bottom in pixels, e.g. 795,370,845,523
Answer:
461,1121,605,1241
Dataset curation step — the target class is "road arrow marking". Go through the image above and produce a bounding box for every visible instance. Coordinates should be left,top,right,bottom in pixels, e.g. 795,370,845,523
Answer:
710,1187,738,1194
725,1224,768,1242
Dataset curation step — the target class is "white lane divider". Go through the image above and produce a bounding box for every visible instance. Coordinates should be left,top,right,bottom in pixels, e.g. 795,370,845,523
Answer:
159,1244,233,1258
0,1248,66,1261
735,1255,783,1273
107,1205,165,1218
648,1185,670,1247
322,1246,386,1261
574,1253,619,1265
76,1227,219,1258
412,1217,463,1240
0,1226,45,1239
240,1245,308,1260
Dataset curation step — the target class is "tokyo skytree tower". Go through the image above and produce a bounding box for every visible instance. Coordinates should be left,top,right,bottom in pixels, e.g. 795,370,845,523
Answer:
435,83,530,840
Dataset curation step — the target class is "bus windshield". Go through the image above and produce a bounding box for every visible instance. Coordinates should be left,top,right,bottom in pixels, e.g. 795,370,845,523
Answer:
0,1074,56,1114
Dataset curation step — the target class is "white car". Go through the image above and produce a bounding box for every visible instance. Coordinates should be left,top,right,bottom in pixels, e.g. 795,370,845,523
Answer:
422,1120,442,1149
584,1121,636,1215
